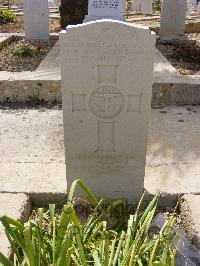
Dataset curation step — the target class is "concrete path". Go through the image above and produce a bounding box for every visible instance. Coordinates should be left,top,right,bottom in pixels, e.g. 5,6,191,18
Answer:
0,35,13,50
0,193,31,256
0,104,66,205
0,104,200,254
145,106,200,196
180,194,200,249
0,104,199,205
35,41,61,79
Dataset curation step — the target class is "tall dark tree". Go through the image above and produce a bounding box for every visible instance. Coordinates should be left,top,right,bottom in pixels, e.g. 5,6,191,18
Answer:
59,0,88,29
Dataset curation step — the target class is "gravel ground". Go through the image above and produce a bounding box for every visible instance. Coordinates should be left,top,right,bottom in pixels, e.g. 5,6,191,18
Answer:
132,20,160,27
0,38,56,72
156,43,200,75
186,32,200,40
0,16,61,33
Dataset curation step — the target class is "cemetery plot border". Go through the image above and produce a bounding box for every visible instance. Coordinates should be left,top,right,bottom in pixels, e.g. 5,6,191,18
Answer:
0,37,56,72
156,43,200,75
0,16,61,34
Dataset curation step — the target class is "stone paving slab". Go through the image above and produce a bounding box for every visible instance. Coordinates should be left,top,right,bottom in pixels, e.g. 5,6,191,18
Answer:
0,104,66,205
180,194,200,249
0,104,199,206
0,193,31,257
0,35,13,50
145,105,200,196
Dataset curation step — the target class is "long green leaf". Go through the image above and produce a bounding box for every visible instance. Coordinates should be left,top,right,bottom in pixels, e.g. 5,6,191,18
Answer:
93,250,101,266
57,231,72,266
0,251,14,266
75,232,88,266
23,226,36,266
67,179,99,207
140,195,158,226
0,216,24,231
112,231,125,266
5,229,23,264
49,204,56,222
55,204,71,259
1,217,26,251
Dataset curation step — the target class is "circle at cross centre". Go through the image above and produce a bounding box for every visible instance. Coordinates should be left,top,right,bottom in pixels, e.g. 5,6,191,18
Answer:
89,85,124,119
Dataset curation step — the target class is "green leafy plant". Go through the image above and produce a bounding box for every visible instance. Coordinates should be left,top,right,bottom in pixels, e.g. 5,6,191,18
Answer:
15,45,33,58
0,179,177,265
126,0,132,11
152,0,162,13
26,95,43,106
0,9,15,23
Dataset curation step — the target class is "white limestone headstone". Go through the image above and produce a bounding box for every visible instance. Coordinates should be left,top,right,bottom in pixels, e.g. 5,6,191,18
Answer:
23,0,49,40
124,0,127,11
141,0,152,14
48,0,58,8
131,0,141,12
198,3,200,12
187,0,193,15
85,0,125,22
160,0,187,40
60,20,155,202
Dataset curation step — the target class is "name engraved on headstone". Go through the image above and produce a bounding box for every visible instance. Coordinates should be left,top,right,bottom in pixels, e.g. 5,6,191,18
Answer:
65,42,129,63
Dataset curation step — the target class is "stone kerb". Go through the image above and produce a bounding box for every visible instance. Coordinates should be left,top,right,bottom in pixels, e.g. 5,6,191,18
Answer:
60,20,155,203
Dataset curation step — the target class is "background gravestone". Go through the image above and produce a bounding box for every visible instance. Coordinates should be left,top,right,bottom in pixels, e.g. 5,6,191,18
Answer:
85,0,125,22
160,0,187,39
60,20,155,202
131,0,141,12
23,0,49,40
141,0,152,14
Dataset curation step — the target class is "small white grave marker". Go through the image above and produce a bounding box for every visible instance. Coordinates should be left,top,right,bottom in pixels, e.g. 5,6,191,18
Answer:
131,0,141,12
23,0,49,40
141,0,152,14
160,0,187,39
